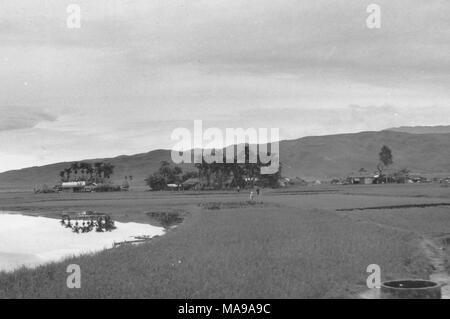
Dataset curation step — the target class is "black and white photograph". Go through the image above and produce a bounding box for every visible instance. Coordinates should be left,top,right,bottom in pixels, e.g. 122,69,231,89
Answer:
0,0,450,306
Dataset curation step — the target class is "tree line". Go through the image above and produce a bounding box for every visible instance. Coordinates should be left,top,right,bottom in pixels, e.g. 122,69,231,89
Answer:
146,145,281,190
59,162,115,183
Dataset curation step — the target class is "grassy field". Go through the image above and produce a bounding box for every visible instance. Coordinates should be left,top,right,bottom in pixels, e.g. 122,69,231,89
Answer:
0,183,449,298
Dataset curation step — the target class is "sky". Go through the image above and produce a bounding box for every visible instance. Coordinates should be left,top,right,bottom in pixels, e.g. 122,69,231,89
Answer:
0,0,449,172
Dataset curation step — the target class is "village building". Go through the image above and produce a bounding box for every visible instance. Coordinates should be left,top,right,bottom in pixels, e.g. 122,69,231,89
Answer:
347,173,375,185
61,181,86,192
182,177,200,190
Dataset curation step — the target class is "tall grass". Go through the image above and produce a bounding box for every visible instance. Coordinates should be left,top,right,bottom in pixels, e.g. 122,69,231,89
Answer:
0,200,430,298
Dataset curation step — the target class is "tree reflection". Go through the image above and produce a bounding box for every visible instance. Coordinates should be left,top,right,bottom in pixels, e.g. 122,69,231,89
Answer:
60,214,116,233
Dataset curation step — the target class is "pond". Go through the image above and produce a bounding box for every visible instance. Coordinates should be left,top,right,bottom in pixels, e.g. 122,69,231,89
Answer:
0,212,165,273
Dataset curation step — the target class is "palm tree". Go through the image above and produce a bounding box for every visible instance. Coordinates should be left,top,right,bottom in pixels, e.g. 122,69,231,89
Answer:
85,163,94,182
70,162,80,181
78,162,87,181
195,162,206,187
159,161,174,181
59,170,66,182
94,162,103,182
108,163,115,179
64,168,72,182
102,162,115,180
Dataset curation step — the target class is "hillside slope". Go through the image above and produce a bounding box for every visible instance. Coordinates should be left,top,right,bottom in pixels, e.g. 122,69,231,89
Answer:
386,125,450,134
280,130,450,179
1,130,450,190
0,149,177,191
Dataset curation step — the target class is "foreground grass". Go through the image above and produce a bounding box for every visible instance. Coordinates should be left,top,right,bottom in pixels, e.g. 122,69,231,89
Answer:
0,189,433,298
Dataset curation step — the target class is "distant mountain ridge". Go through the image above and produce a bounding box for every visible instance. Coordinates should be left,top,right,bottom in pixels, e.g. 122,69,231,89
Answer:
1,129,450,191
386,125,450,134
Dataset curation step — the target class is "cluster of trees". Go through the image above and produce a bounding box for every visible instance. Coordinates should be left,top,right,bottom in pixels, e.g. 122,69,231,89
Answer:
59,162,115,183
339,145,426,185
365,145,416,183
146,145,281,190
145,161,198,191
376,147,424,183
194,157,281,190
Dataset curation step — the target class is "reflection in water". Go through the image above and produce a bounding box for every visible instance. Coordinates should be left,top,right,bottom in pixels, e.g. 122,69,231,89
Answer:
0,212,165,272
60,214,117,233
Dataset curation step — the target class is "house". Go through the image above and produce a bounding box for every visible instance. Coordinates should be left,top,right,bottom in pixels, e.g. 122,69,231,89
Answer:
347,173,375,185
84,184,96,192
61,181,86,192
182,178,200,190
167,183,181,190
121,180,130,191
408,175,428,183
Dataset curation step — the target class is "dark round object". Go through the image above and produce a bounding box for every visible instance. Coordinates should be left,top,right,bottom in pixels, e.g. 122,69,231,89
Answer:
381,280,441,299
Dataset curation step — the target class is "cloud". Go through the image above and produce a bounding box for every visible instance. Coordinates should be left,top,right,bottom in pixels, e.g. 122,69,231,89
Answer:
0,107,56,131
0,0,449,171
211,104,450,140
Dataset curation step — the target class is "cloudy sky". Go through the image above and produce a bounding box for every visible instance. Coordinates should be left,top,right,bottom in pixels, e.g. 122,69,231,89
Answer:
0,0,449,172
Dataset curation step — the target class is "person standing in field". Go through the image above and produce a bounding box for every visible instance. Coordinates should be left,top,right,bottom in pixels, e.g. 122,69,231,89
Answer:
256,187,262,203
249,191,254,201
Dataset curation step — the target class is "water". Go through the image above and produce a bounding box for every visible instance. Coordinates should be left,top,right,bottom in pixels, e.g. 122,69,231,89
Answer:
0,212,165,273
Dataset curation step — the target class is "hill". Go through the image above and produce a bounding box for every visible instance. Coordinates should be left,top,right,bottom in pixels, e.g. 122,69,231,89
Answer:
0,149,181,192
1,130,450,191
385,125,450,135
280,130,450,180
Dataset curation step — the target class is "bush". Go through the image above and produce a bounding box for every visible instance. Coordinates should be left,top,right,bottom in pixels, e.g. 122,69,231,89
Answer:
34,184,57,194
94,184,121,192
146,211,185,228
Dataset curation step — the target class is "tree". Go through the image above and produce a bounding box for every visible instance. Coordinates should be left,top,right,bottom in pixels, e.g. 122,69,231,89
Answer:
158,161,181,184
145,173,166,191
70,162,80,181
71,162,93,182
158,161,173,179
94,162,103,181
174,166,182,174
377,145,393,179
86,163,94,181
259,162,283,188
146,161,184,190
78,162,90,181
59,161,114,185
392,168,410,183
102,162,115,179
182,171,198,182
191,143,282,189
64,168,72,182
379,145,393,167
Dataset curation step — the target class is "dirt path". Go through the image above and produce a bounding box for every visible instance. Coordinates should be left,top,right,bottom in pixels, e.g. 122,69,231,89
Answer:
346,208,450,299
421,236,450,299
